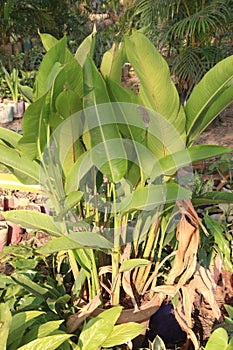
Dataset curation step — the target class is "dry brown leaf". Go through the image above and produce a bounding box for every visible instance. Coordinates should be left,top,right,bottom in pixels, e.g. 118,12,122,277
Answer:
174,306,199,350
177,199,208,236
152,285,177,296
66,293,101,333
209,253,222,284
173,287,198,349
192,265,221,320
167,213,199,286
122,270,139,311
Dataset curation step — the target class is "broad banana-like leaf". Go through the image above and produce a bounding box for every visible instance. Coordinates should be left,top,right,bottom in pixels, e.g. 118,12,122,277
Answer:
52,57,83,111
185,55,233,145
0,126,21,148
146,110,186,159
150,145,231,181
124,31,186,145
54,91,84,175
65,151,93,193
39,32,58,51
118,183,191,213
83,57,127,182
55,90,82,119
34,36,67,100
18,84,33,103
75,26,96,67
19,94,48,159
39,32,83,100
37,231,113,254
106,78,142,105
3,210,63,237
0,143,40,184
106,80,147,185
100,43,126,84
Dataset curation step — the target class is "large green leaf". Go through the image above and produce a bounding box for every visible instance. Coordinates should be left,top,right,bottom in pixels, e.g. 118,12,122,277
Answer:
65,151,93,193
18,94,48,160
150,145,231,180
119,183,191,213
34,36,67,100
106,78,142,105
39,32,58,51
3,210,63,236
0,143,40,184
146,109,186,159
185,55,233,145
75,27,96,67
37,231,113,254
124,31,186,139
0,126,21,148
55,90,82,119
83,58,127,182
52,57,83,112
17,334,72,350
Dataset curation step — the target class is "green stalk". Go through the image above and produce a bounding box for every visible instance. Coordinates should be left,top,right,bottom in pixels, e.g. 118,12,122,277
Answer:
90,249,100,295
68,250,79,280
134,218,160,293
111,183,121,305
150,217,167,291
39,125,80,280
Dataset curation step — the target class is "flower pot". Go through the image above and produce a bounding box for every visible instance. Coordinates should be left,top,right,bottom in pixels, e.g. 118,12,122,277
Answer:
13,41,23,54
0,223,8,252
6,222,23,245
13,101,25,119
4,42,13,56
0,105,14,124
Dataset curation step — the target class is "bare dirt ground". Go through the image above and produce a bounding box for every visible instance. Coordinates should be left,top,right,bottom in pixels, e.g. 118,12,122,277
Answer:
196,104,233,148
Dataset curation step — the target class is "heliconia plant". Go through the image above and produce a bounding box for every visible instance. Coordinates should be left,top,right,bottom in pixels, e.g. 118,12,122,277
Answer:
0,30,232,349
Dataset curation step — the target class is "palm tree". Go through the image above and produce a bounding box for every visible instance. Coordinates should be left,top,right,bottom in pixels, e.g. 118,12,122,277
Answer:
134,0,233,100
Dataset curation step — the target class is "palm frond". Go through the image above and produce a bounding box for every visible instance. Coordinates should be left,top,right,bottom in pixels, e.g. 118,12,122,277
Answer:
166,1,229,43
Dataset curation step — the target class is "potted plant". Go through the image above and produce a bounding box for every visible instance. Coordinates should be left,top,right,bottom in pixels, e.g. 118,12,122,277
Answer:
0,31,233,349
1,66,25,119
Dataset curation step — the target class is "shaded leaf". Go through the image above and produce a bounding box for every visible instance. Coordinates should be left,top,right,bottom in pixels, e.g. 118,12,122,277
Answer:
37,231,113,254
17,334,72,350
